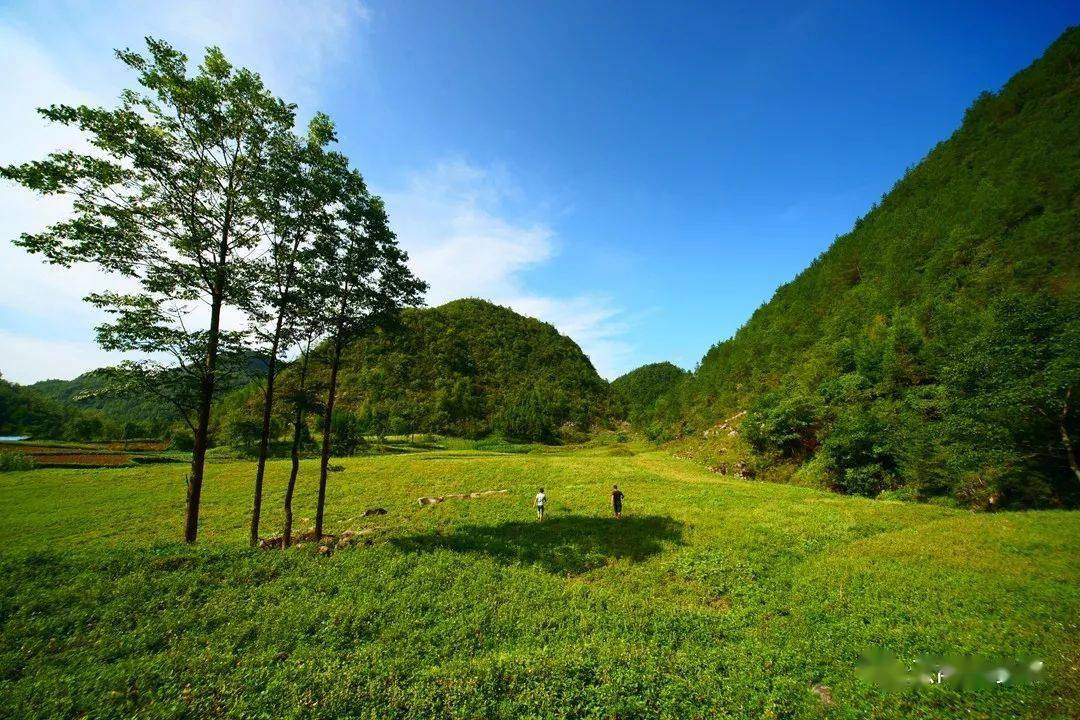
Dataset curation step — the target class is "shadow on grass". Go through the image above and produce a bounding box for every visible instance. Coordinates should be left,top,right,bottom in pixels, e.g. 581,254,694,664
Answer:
391,514,684,575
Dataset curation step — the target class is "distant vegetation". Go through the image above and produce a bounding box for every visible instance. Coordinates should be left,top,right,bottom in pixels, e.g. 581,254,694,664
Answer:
627,28,1080,509
0,373,121,441
611,362,688,434
309,298,614,442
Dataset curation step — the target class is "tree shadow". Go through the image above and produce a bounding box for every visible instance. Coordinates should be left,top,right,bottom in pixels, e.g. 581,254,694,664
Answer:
391,514,684,575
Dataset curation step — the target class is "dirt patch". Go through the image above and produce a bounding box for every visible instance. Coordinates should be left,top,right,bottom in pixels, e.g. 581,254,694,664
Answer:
417,489,509,506
259,527,376,553
706,595,732,612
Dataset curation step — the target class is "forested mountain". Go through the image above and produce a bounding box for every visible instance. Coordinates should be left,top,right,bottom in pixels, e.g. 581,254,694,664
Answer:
296,299,615,441
640,27,1080,508
30,370,178,437
22,354,270,440
611,362,688,430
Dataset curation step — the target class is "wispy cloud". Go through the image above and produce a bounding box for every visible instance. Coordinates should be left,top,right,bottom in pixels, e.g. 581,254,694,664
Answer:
0,4,635,382
381,160,634,378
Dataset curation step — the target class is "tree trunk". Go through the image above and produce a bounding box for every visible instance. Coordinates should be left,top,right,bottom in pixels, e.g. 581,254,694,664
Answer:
185,291,223,544
252,237,303,546
315,335,344,539
249,318,284,547
283,344,311,548
1060,388,1079,483
185,210,231,544
284,405,303,547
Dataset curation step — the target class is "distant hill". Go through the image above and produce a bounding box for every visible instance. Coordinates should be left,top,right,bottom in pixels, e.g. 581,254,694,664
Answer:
305,298,615,441
611,362,688,433
640,27,1080,508
0,373,120,440
25,354,269,439
30,370,177,436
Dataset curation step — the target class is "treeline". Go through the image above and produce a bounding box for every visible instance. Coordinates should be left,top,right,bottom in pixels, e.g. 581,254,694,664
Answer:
2,39,425,543
0,373,140,440
628,27,1080,509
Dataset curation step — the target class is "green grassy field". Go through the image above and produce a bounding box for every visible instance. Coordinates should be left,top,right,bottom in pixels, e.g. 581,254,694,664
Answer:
0,448,1076,719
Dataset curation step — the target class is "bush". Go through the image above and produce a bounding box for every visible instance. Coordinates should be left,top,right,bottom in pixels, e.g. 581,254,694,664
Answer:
742,392,821,459
223,416,264,450
821,410,898,497
169,429,195,451
0,451,35,471
330,410,368,456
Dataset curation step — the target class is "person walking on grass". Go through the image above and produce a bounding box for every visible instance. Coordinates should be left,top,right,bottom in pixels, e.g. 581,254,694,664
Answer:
612,484,624,519
536,487,547,521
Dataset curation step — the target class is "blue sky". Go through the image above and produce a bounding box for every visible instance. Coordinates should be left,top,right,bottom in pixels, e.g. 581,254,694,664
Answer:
0,1,1076,382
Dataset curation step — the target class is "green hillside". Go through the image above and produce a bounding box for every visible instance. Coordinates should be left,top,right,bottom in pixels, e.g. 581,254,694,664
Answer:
644,28,1080,508
0,373,132,441
303,298,615,441
23,354,270,441
29,370,178,437
611,362,688,432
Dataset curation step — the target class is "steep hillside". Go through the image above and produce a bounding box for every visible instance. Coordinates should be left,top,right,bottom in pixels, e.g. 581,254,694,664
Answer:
650,28,1080,507
611,362,688,433
305,299,615,441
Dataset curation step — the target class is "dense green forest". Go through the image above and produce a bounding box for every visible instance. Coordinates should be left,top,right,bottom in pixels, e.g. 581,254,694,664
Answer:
629,27,1079,508
611,362,688,430
286,298,616,442
29,370,179,437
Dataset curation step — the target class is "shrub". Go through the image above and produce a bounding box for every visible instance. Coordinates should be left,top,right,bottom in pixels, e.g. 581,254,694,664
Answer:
223,416,264,450
331,410,368,456
0,451,35,471
742,392,821,459
821,410,898,497
169,429,195,451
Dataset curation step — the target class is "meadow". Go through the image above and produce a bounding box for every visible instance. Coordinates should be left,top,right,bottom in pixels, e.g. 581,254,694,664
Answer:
0,447,1076,719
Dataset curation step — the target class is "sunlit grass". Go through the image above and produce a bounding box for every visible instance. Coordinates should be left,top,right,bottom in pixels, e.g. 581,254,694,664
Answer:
0,449,1076,718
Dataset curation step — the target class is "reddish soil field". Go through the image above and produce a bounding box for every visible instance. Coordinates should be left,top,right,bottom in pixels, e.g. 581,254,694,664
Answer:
30,453,132,466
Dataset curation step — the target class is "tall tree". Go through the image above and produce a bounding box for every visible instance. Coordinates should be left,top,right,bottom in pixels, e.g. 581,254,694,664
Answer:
246,114,339,547
312,186,426,539
1,39,294,542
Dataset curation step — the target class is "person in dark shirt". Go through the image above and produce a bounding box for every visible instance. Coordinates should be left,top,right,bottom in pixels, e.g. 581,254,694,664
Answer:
611,485,624,519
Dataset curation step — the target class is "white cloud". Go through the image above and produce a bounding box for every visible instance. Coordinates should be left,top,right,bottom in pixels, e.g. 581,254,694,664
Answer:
383,161,555,304
127,0,369,110
0,25,126,345
0,4,635,382
0,331,137,384
382,160,634,378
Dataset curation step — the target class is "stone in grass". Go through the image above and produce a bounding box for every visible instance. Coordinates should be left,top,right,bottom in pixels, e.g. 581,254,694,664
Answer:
811,684,833,707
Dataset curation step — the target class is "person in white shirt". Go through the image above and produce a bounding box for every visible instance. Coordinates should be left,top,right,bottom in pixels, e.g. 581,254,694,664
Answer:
535,488,546,521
